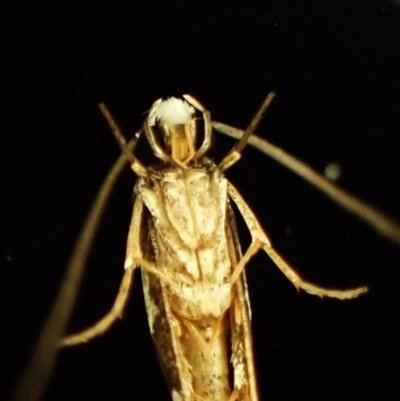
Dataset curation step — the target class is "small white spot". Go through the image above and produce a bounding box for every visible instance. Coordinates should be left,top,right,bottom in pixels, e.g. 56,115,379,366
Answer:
152,98,195,125
124,257,134,269
172,389,183,401
324,163,341,181
146,297,160,335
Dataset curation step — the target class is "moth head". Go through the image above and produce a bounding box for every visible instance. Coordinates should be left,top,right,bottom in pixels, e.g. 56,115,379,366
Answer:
145,96,208,168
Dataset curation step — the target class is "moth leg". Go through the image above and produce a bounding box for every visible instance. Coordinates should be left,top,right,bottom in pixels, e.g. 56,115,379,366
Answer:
132,257,181,291
227,182,368,300
60,196,145,347
213,120,400,247
219,92,275,172
230,240,262,285
262,245,368,299
228,389,240,401
60,267,135,346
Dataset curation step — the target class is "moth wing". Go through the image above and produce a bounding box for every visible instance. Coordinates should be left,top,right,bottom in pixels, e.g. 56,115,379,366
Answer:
226,202,259,401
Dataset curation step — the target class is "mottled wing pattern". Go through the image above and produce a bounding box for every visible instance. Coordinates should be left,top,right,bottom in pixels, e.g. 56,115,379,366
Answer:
226,203,259,401
138,211,190,401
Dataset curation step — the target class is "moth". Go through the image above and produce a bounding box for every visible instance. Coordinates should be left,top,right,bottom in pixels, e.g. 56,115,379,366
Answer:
12,94,400,401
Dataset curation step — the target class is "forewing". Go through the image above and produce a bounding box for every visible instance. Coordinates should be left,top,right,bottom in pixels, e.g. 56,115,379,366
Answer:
140,215,192,401
226,203,259,401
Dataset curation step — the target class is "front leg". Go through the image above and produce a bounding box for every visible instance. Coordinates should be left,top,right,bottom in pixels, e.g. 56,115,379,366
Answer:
227,182,368,300
60,196,145,347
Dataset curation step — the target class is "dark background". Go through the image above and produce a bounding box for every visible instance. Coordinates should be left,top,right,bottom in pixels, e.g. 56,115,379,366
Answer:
1,1,400,400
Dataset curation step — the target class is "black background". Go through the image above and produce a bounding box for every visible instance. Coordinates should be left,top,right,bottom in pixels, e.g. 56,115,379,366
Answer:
1,1,400,400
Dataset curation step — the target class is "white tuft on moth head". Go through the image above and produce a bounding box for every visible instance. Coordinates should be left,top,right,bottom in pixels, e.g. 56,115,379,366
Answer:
150,97,195,125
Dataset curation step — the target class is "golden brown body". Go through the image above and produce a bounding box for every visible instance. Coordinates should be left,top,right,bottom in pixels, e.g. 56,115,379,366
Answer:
140,163,257,400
